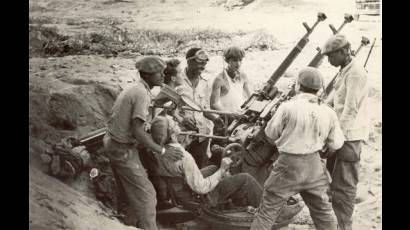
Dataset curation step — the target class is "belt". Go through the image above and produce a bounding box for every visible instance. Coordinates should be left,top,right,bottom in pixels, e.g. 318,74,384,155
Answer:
279,151,319,157
104,133,136,149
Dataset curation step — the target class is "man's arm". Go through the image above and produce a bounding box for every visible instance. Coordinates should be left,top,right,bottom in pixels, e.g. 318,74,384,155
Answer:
325,114,345,152
181,149,228,194
132,118,163,153
210,77,224,111
264,104,287,145
132,118,183,161
204,78,224,126
340,73,363,129
242,73,251,99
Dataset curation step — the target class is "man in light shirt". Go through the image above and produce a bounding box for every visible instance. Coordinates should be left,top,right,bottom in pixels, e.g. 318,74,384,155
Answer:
322,34,369,230
250,67,345,230
174,48,224,168
149,115,263,209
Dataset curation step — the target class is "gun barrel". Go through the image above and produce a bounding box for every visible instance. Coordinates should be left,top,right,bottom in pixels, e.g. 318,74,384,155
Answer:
178,132,237,141
308,14,354,68
364,38,376,68
262,12,326,97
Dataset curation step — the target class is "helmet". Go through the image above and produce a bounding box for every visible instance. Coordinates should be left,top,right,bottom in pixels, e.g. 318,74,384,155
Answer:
298,67,323,90
135,56,166,74
321,34,349,55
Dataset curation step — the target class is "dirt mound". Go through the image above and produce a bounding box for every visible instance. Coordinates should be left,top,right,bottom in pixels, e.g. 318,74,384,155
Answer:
30,80,118,135
29,165,138,230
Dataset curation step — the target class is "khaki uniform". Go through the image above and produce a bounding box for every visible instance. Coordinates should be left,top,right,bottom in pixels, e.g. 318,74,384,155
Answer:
104,80,158,230
250,93,345,230
329,59,369,230
175,69,214,168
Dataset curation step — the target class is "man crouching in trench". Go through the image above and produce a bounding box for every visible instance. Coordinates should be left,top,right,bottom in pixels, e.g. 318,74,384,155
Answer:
149,115,263,209
102,56,184,230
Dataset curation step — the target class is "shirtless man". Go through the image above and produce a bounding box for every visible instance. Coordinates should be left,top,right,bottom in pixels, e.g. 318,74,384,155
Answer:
210,46,251,114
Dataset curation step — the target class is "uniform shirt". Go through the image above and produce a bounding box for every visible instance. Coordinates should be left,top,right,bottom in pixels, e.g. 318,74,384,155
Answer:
332,59,369,141
106,79,152,144
175,68,214,142
215,69,247,113
264,93,345,154
155,143,223,194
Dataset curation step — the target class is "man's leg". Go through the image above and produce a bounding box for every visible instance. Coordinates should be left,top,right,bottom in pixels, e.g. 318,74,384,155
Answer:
209,173,263,207
330,141,362,230
250,157,298,230
250,189,290,230
137,147,169,207
300,185,337,230
111,167,130,218
110,149,158,230
241,160,272,186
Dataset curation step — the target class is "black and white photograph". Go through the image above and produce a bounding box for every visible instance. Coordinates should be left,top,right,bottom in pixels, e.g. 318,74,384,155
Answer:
29,0,382,229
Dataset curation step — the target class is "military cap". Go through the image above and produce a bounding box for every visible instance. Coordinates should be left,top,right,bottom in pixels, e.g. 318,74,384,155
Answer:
223,46,245,60
135,56,166,74
321,34,350,55
298,67,323,90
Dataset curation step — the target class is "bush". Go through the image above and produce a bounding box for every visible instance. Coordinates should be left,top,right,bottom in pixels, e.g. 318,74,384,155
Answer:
29,24,280,57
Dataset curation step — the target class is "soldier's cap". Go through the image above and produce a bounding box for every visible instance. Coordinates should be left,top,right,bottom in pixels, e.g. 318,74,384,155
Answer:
223,46,245,60
321,34,350,55
135,56,166,74
298,67,323,91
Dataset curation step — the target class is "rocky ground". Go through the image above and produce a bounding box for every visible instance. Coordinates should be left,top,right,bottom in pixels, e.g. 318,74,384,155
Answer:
29,0,382,229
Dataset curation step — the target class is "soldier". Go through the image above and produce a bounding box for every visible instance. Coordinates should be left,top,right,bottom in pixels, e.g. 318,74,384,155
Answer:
103,56,184,229
149,115,262,209
250,67,345,230
175,48,224,168
163,58,182,88
210,46,251,114
322,34,369,230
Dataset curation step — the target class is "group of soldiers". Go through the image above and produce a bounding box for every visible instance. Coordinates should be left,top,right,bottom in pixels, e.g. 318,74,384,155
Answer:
102,33,368,230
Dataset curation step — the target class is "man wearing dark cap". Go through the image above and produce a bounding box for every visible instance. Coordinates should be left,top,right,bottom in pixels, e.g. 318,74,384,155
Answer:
210,46,251,113
103,56,184,229
175,48,224,168
322,34,369,230
250,67,345,230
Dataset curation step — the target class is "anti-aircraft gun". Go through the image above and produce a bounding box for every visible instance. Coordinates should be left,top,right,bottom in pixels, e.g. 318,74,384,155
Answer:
212,13,366,184
198,22,375,230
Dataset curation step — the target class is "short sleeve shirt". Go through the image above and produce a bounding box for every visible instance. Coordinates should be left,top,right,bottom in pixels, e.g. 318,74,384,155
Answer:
264,93,345,154
106,79,153,144
175,69,214,140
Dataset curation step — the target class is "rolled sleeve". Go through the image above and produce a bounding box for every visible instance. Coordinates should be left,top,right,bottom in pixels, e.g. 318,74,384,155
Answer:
130,90,151,122
182,151,222,194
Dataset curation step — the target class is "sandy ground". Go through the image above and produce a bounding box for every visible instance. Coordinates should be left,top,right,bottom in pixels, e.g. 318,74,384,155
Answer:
29,0,381,229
